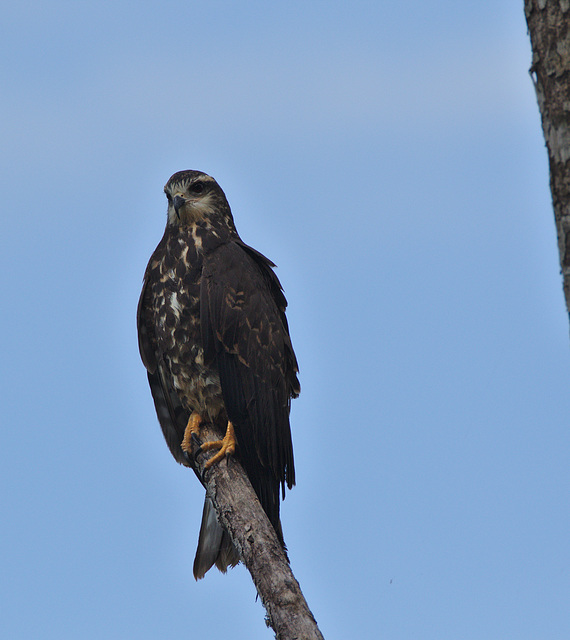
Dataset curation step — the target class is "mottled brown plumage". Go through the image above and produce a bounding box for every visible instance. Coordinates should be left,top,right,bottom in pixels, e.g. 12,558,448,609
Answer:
137,170,299,578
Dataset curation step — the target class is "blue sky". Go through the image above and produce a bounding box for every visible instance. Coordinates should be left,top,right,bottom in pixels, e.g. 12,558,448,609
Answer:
2,2,569,639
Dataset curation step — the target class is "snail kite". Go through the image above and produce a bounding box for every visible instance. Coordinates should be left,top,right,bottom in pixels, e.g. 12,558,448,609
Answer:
137,170,299,579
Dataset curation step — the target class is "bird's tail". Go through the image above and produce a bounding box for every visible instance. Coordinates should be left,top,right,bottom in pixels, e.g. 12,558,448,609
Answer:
193,496,239,580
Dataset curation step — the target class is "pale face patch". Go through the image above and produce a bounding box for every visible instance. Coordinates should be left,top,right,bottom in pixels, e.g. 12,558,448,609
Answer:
167,191,218,225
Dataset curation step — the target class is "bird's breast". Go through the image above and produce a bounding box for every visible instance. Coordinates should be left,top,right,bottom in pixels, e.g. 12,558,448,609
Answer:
150,252,225,421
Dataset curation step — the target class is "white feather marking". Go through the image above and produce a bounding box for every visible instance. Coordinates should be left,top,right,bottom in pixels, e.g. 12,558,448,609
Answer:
170,291,183,318
191,224,203,250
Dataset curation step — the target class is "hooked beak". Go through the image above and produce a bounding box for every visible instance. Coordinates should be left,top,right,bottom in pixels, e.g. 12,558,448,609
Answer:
172,195,185,219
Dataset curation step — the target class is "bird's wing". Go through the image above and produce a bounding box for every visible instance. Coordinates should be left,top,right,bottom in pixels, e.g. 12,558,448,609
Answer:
200,240,299,528
137,275,190,465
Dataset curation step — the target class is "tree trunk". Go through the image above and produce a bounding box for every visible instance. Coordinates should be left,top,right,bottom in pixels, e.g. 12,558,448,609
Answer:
192,422,324,640
525,0,570,319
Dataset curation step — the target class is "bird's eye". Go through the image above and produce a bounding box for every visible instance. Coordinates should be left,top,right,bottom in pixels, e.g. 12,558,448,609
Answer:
190,182,205,195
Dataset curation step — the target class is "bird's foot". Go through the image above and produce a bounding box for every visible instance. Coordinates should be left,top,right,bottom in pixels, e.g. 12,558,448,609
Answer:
181,412,203,456
199,421,237,470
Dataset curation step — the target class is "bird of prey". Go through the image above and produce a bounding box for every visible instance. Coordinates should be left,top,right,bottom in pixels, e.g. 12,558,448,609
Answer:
137,170,299,579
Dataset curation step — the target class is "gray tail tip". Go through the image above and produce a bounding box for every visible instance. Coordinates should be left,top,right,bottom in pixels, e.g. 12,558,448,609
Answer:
193,496,239,579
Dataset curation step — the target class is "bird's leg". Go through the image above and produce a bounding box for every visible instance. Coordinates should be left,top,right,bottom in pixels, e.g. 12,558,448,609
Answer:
181,411,203,455
200,421,237,470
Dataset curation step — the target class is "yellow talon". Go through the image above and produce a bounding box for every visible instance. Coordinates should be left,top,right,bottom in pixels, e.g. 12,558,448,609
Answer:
202,422,237,469
181,412,203,454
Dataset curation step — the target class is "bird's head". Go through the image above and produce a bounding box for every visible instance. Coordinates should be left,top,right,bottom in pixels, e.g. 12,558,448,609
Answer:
164,170,235,230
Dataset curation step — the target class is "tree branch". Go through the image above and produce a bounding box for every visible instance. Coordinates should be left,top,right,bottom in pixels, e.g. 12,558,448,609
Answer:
191,421,324,640
525,0,570,321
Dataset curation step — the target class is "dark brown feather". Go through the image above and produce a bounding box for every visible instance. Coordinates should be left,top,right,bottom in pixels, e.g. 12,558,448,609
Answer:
200,240,298,536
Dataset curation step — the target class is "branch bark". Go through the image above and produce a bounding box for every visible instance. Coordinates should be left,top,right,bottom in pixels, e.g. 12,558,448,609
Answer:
525,0,570,319
191,421,324,640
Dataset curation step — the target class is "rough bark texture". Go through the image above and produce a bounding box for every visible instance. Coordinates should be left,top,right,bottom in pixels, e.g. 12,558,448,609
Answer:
526,0,570,318
191,422,324,640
